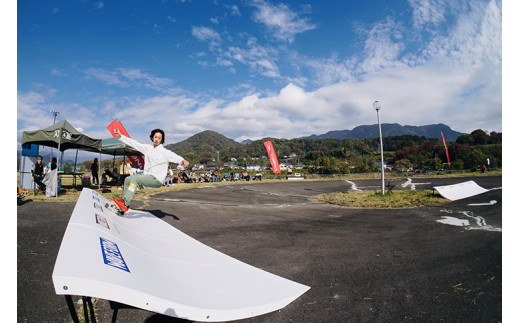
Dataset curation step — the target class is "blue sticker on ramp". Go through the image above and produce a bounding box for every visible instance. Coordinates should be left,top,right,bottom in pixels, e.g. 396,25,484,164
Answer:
100,237,130,272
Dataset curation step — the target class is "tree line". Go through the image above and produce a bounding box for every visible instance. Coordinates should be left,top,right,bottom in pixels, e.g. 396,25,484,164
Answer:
77,129,501,175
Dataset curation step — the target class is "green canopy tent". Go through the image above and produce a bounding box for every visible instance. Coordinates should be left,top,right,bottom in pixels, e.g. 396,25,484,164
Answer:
101,137,143,157
21,120,102,196
100,137,144,181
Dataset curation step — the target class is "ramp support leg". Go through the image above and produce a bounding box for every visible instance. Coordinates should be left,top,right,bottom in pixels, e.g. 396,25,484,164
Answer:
65,295,80,323
64,295,97,323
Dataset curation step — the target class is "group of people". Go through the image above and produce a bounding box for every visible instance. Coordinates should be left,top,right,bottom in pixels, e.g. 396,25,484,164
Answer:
162,170,264,184
164,168,196,185
95,159,146,186
33,155,57,191
194,171,262,182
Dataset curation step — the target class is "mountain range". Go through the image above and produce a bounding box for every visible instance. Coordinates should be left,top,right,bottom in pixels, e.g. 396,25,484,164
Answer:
304,123,462,142
165,123,464,156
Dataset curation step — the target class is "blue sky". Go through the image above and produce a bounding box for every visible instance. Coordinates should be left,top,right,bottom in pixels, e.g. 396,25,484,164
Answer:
17,0,503,158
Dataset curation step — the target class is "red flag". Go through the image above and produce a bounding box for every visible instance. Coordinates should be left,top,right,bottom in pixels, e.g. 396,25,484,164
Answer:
263,141,281,174
441,131,450,169
107,120,145,169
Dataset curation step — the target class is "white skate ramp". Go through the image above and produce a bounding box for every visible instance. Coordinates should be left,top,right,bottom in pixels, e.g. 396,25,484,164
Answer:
52,188,310,322
433,180,489,201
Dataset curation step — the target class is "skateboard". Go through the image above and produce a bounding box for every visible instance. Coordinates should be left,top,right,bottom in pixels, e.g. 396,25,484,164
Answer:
105,200,126,216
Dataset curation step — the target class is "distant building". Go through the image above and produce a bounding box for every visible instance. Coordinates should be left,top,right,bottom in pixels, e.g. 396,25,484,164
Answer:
192,164,205,171
374,161,388,170
223,163,240,169
279,163,293,171
246,165,262,171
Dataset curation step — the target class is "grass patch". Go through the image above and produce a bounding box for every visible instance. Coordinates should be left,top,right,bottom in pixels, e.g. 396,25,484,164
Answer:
18,176,277,203
318,189,448,208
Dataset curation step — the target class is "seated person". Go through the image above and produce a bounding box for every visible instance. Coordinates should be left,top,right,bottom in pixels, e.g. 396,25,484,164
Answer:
103,168,121,184
51,157,57,170
101,172,108,184
104,168,114,179
32,155,46,190
126,161,139,175
112,167,125,184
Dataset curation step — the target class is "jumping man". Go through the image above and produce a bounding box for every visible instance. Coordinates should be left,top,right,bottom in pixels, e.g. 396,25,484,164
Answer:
112,129,189,213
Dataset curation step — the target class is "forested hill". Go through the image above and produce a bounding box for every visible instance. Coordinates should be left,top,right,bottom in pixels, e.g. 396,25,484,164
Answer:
164,130,241,157
163,124,502,168
305,123,462,142
165,131,462,165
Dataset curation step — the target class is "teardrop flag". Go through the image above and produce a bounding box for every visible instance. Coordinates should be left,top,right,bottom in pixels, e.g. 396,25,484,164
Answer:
441,131,450,169
263,141,281,174
107,120,145,169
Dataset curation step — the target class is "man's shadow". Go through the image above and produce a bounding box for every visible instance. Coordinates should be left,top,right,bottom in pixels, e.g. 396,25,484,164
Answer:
148,209,180,220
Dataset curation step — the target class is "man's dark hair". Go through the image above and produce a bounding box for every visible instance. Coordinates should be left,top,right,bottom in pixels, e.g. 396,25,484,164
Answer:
150,129,165,144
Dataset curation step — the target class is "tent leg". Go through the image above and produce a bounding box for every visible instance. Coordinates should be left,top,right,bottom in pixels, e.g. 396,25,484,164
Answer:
98,152,101,190
56,143,61,199
112,154,116,184
74,149,79,188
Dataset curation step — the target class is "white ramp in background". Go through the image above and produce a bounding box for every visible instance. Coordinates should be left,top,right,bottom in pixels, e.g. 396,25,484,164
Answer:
434,180,489,201
52,188,310,322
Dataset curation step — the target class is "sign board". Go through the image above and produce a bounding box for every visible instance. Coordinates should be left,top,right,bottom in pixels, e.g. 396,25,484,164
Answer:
52,188,310,321
433,180,489,201
20,155,37,189
22,143,39,157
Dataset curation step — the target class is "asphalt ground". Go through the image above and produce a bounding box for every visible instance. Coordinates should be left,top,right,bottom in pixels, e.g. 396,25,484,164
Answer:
17,176,502,322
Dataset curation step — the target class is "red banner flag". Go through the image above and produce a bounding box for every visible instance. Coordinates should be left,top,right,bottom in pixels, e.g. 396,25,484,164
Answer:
263,141,281,174
441,131,450,169
107,120,145,169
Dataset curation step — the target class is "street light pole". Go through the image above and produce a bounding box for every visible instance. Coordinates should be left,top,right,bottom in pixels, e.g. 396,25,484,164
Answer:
373,101,384,195
50,110,59,165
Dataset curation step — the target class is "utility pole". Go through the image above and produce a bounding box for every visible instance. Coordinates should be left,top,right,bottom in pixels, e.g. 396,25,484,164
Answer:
50,110,59,165
373,101,384,195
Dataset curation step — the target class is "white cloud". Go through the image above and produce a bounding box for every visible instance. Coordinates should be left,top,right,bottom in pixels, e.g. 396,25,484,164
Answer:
116,68,172,90
251,1,317,43
408,0,447,28
359,17,406,73
224,42,280,78
191,26,221,43
83,67,173,92
84,68,128,87
229,5,241,17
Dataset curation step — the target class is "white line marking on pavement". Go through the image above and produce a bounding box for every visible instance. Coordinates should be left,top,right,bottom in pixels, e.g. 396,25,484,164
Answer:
467,200,497,206
401,178,430,190
345,181,361,191
438,209,501,232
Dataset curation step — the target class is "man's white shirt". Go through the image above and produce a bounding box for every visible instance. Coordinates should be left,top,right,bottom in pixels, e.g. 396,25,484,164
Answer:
118,134,185,183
